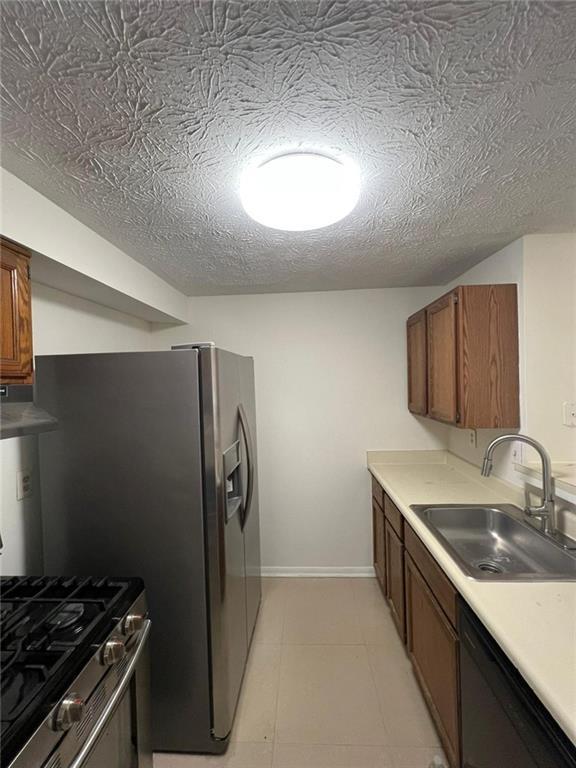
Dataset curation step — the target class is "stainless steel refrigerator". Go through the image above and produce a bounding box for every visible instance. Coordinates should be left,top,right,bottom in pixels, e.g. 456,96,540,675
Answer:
35,344,262,754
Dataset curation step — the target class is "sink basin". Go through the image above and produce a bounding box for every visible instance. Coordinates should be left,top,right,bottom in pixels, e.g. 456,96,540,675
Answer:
410,504,576,581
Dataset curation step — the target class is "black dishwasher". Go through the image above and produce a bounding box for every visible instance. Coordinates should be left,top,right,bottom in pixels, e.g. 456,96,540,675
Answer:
459,600,576,768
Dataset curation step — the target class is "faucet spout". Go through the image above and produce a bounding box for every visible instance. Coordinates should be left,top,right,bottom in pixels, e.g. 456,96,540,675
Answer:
480,434,556,535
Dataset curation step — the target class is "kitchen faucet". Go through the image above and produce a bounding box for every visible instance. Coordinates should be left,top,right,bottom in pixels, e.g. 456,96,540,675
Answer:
481,434,558,536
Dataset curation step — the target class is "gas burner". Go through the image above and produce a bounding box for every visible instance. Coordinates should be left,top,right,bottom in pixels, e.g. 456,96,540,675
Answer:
47,602,85,630
0,651,63,722
46,602,102,647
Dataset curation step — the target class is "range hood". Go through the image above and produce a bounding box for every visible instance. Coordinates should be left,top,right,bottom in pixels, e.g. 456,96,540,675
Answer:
1,384,58,440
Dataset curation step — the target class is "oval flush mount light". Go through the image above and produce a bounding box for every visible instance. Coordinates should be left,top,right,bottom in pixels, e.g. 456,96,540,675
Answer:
239,152,360,231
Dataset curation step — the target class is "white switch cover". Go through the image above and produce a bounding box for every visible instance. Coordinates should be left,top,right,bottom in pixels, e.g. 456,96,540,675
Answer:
468,430,477,448
16,469,33,500
562,402,576,427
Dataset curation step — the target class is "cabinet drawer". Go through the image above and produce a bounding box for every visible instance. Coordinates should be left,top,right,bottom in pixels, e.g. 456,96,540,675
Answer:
372,499,386,594
384,495,403,539
405,524,457,627
371,476,385,510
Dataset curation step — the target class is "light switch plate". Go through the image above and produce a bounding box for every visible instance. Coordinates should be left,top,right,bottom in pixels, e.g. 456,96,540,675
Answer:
16,469,33,500
562,402,576,427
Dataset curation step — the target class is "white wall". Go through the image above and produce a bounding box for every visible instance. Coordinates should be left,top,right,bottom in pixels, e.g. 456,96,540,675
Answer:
1,284,154,576
522,234,576,464
0,168,188,322
151,288,447,573
32,283,152,355
0,436,42,575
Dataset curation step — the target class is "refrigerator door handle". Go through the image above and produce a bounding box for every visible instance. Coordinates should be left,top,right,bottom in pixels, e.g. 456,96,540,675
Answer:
238,403,254,528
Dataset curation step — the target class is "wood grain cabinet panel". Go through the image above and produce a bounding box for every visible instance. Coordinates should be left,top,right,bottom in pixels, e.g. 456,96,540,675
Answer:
405,524,457,627
406,309,427,415
372,499,386,594
371,475,385,511
385,520,405,641
384,494,403,539
457,284,520,428
405,554,460,768
1,237,32,384
407,283,519,429
426,291,458,423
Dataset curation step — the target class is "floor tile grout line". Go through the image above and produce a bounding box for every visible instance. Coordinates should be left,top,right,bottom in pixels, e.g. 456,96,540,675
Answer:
347,576,372,647
240,580,443,766
363,638,397,754
271,584,289,760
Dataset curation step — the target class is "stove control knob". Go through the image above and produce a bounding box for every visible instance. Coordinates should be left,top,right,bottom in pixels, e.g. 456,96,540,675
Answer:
53,693,85,731
122,613,145,636
101,637,126,666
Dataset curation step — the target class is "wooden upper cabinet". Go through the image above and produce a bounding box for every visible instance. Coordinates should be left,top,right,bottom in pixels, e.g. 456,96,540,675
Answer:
426,292,458,423
457,284,520,429
406,284,519,429
406,310,427,415
1,237,33,384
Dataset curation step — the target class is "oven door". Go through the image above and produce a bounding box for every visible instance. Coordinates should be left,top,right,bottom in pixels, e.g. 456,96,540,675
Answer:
55,621,152,768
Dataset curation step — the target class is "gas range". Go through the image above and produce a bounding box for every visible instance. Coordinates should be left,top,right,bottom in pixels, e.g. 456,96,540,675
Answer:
1,576,152,768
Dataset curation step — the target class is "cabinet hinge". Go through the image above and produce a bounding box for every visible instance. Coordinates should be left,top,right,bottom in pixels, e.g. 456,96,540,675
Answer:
27,264,31,280
456,411,461,423
452,293,459,304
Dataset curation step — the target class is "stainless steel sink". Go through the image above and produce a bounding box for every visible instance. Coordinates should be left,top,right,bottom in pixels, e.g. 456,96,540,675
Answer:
410,504,576,581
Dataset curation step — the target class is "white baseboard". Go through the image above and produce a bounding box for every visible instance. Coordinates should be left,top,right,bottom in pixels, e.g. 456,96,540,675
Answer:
261,566,375,578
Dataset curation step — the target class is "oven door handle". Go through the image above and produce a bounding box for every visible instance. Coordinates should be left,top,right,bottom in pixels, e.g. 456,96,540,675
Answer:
68,619,151,768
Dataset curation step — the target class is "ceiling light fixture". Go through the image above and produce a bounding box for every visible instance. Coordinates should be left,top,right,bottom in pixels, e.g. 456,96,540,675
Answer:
239,152,360,231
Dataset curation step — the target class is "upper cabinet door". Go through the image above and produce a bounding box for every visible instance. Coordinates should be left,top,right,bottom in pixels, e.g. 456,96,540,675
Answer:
406,310,427,415
426,292,458,424
457,284,520,428
1,237,33,384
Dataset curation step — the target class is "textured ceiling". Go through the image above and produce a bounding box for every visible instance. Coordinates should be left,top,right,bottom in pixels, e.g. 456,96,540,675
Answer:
1,0,576,295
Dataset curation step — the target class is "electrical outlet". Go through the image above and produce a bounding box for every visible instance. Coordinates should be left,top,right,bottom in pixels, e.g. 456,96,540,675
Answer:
468,430,477,448
562,401,576,427
16,470,33,500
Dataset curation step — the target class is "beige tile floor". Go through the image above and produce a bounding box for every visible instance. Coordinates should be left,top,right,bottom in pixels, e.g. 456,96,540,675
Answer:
154,578,448,768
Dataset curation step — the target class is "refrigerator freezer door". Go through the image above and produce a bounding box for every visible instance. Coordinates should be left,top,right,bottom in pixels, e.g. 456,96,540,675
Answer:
35,351,213,752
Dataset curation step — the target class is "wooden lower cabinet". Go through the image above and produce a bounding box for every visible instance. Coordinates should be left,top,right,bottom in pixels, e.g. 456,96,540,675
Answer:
405,553,460,768
384,520,405,640
372,499,386,593
369,475,463,766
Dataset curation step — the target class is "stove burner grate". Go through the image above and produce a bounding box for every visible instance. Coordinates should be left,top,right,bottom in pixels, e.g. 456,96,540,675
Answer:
0,575,144,768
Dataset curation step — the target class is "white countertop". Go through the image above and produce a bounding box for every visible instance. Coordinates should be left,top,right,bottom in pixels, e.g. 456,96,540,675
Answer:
367,450,576,746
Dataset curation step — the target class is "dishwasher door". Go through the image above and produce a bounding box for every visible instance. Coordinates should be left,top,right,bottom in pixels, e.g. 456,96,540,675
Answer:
459,601,576,768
